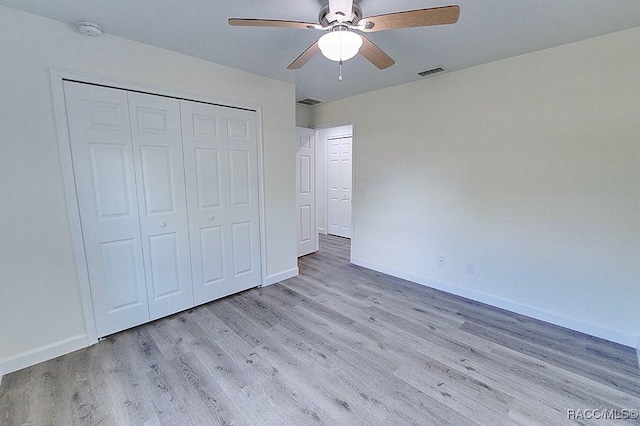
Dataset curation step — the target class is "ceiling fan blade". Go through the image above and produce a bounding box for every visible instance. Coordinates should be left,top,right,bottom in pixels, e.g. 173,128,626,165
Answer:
229,18,321,30
360,5,460,32
329,0,354,18
288,42,320,69
359,36,394,70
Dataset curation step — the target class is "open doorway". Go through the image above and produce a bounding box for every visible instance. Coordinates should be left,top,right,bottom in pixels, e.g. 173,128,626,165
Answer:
296,123,354,259
326,134,352,238
316,124,353,240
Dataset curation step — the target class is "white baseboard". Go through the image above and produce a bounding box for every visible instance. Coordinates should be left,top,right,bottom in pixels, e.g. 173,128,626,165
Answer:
352,257,637,348
0,334,89,381
264,267,299,287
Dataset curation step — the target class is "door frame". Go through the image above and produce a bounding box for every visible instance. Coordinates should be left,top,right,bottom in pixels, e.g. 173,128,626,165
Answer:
50,68,268,344
313,121,356,260
326,134,353,238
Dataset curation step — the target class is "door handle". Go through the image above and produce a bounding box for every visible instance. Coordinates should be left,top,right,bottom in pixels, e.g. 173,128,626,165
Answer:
209,215,215,221
159,222,167,228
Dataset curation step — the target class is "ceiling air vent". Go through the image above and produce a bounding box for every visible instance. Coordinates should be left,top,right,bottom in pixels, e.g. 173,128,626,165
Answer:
297,98,322,106
418,66,447,77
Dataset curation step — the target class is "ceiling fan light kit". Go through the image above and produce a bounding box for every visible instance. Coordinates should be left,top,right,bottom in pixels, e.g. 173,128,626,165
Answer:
318,29,363,62
229,0,459,72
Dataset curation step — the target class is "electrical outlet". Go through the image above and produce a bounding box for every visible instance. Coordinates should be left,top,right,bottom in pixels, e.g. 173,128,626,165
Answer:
437,256,446,267
466,263,475,274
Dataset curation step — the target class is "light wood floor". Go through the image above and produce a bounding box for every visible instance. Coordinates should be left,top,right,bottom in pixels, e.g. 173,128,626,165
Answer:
1,235,639,425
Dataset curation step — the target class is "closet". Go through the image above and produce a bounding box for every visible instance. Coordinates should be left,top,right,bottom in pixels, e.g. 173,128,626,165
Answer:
63,81,261,337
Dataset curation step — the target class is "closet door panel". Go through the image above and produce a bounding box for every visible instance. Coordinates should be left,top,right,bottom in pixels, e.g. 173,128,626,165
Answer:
63,81,149,337
231,221,254,276
128,92,194,320
139,146,175,214
229,150,251,205
194,147,227,289
182,101,231,304
88,144,130,218
225,111,262,289
182,101,261,304
100,239,143,310
200,225,225,284
147,232,182,298
195,148,222,209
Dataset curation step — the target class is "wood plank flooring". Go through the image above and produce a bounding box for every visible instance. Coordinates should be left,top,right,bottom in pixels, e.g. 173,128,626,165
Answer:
1,234,639,425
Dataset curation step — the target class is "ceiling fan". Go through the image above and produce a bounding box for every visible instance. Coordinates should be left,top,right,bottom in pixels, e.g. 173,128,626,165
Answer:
229,0,460,74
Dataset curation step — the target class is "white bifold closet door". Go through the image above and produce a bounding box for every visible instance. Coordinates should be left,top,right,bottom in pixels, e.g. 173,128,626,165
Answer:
127,92,194,321
180,101,261,305
64,82,150,336
64,81,261,337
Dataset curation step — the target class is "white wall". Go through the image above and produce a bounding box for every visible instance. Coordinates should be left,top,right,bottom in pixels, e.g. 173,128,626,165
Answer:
296,104,312,128
311,27,640,346
0,6,297,374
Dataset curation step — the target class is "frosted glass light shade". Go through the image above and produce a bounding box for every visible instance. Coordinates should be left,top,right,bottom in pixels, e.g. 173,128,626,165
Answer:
318,31,363,62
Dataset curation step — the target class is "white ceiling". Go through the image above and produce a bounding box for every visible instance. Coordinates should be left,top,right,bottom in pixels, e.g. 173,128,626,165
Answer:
3,0,640,104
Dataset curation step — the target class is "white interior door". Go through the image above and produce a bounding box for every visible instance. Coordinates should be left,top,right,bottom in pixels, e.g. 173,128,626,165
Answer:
296,127,317,257
328,136,352,238
128,92,193,320
181,101,262,304
64,81,149,336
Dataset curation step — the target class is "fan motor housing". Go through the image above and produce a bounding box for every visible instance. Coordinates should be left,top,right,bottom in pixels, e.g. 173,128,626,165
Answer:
319,3,362,27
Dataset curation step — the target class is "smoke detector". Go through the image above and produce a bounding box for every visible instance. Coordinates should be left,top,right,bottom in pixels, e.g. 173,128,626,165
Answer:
78,22,102,37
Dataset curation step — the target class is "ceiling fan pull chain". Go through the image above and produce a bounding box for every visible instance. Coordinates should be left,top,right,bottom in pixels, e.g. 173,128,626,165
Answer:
339,60,343,81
